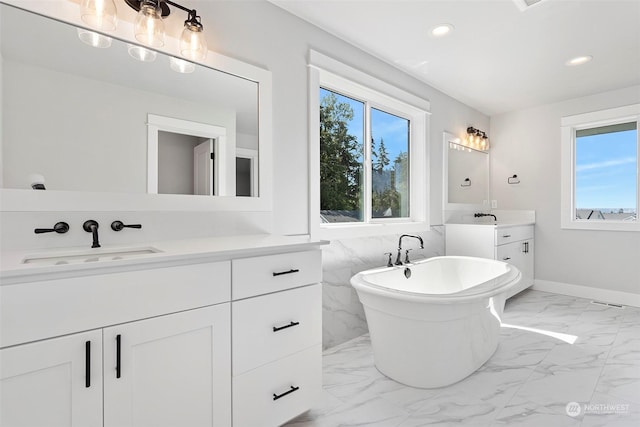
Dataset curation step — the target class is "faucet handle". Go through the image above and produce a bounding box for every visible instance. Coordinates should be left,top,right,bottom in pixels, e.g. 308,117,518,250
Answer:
111,221,142,231
384,252,393,267
404,249,412,264
34,221,69,234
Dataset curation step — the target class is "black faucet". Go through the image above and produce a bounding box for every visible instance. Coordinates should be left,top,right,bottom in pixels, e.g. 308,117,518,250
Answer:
111,221,142,231
83,220,101,248
474,212,497,222
395,234,424,265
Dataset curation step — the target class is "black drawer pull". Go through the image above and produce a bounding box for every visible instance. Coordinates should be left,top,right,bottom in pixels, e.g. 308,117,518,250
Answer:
273,385,300,401
273,321,300,332
116,334,121,379
272,269,300,277
85,341,91,388
502,234,512,238
503,257,511,261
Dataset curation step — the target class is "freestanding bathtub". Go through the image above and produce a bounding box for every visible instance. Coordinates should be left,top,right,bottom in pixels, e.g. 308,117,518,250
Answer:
350,256,521,388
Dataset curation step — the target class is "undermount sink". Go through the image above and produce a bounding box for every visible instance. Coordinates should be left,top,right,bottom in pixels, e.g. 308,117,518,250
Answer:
22,247,163,266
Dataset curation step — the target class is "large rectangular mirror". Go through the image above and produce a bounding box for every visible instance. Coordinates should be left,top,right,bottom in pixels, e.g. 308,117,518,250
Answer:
443,131,490,209
0,1,271,211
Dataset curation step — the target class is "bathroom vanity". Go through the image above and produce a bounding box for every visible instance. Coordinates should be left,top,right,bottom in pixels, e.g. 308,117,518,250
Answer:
0,235,326,427
445,223,534,298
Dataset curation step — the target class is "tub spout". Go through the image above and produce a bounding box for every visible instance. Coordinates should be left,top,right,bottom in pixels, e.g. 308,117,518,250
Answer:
396,234,424,265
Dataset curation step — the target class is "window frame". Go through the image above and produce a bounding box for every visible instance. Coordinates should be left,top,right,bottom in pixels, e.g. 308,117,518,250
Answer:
309,50,430,239
560,104,640,232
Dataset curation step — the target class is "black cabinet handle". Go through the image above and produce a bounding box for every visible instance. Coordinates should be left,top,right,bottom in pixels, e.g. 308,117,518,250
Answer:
273,385,299,401
502,234,512,238
116,334,121,379
272,269,300,277
503,257,511,261
273,321,300,332
85,341,91,388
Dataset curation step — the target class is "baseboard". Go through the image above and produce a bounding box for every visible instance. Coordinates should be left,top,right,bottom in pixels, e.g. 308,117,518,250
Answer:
533,279,640,308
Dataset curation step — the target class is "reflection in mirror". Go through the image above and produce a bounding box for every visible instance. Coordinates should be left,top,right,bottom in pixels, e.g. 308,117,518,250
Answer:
443,132,489,208
0,3,259,197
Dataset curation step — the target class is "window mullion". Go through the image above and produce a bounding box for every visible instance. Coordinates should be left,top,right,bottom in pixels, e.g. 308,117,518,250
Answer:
363,101,373,222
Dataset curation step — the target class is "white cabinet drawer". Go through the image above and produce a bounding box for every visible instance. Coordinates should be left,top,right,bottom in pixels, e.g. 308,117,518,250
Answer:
233,344,322,427
232,250,322,300
232,284,321,376
1,261,231,348
495,225,533,246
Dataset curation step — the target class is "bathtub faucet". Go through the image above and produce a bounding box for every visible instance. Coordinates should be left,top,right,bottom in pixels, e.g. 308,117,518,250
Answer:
396,234,424,265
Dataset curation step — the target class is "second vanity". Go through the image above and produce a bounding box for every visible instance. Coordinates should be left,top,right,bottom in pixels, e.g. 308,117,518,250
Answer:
445,221,534,298
0,235,327,427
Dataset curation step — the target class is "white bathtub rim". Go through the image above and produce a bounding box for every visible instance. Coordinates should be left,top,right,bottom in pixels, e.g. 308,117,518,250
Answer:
350,256,521,304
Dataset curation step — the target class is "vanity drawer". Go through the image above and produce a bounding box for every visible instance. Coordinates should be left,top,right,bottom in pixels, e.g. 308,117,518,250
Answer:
0,261,231,348
233,344,322,427
232,284,321,376
232,250,322,300
495,225,533,246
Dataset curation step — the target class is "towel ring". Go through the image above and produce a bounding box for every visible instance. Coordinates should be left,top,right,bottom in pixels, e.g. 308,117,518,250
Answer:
461,178,471,187
508,174,520,184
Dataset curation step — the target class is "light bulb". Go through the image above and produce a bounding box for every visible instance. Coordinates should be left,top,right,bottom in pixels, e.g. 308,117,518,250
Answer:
170,57,195,73
128,44,157,62
180,19,207,61
81,0,117,31
77,28,112,48
134,0,164,48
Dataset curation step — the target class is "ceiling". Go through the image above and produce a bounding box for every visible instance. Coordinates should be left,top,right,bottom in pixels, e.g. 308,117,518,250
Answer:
268,0,640,116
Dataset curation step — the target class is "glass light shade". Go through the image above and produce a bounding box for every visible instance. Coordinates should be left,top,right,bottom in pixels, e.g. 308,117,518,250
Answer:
170,57,195,74
134,1,164,48
127,44,157,62
77,28,112,48
180,23,207,61
81,0,117,31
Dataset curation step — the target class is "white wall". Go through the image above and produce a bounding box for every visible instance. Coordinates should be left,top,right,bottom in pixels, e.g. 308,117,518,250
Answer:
490,85,640,295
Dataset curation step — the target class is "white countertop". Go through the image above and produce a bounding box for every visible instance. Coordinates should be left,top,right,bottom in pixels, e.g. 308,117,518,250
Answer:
0,234,329,285
444,221,535,227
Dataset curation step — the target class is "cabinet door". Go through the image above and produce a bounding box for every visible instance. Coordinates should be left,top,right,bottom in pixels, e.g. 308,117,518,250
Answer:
103,304,231,427
0,330,103,427
497,239,534,298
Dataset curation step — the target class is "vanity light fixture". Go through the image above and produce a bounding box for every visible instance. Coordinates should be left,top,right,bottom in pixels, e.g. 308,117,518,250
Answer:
125,0,208,61
80,0,118,32
464,127,490,151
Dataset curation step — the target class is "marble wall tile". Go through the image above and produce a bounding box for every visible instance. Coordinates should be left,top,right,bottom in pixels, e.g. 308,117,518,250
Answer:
321,227,444,349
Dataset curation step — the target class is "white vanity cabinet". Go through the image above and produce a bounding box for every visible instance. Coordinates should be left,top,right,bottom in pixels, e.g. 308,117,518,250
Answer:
231,250,323,427
0,305,231,427
445,224,534,298
0,237,325,427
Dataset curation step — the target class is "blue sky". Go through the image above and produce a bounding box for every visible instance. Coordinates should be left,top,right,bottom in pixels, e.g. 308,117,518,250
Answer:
575,129,637,211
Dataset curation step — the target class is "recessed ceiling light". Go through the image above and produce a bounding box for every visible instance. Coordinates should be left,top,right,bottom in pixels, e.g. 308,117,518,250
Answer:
565,55,593,66
430,24,454,37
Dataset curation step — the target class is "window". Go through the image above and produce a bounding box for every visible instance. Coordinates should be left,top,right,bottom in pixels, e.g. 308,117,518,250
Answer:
309,50,430,238
319,89,411,223
561,104,640,231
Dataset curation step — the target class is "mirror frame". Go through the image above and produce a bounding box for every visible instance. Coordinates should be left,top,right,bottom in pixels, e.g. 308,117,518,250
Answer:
442,131,490,211
0,0,272,212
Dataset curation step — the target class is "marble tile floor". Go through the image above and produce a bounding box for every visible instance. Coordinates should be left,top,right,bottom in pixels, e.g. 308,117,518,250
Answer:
285,289,640,427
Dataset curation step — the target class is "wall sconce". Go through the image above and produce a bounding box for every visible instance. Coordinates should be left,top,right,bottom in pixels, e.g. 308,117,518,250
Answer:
125,0,208,61
79,0,207,63
464,127,490,151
